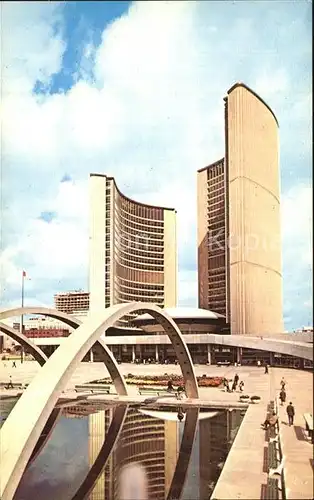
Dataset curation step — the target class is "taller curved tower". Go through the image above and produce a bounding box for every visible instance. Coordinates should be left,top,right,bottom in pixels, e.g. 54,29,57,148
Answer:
198,83,283,335
89,174,177,325
226,83,283,335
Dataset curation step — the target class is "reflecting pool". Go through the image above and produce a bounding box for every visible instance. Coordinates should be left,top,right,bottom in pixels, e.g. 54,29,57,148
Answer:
5,400,245,500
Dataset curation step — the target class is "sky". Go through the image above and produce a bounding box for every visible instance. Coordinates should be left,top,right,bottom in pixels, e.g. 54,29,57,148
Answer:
1,0,312,331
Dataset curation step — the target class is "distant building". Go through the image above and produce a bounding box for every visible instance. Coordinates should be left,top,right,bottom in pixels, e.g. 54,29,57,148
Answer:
198,83,283,335
23,328,70,339
14,316,69,331
54,290,90,315
297,326,313,333
12,316,72,339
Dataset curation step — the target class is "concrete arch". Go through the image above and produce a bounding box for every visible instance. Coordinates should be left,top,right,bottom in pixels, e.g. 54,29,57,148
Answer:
0,302,198,499
0,323,61,468
0,322,128,476
0,304,197,397
0,308,128,396
0,322,48,365
0,312,129,483
0,307,80,329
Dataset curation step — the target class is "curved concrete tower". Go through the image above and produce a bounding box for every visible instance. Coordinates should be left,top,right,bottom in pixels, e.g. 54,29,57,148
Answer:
225,83,283,335
198,83,283,335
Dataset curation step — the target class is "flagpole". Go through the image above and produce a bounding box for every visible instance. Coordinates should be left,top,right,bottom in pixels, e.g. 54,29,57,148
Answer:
20,271,25,364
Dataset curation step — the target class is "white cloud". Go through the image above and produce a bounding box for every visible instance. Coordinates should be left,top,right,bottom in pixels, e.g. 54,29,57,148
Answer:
1,1,312,330
1,2,65,94
2,180,88,291
282,184,312,267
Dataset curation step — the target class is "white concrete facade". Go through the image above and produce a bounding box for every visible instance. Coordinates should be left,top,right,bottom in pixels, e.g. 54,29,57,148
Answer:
89,174,107,316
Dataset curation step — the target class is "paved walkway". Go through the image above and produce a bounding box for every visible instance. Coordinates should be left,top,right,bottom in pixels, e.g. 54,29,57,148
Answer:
212,367,313,500
273,369,313,500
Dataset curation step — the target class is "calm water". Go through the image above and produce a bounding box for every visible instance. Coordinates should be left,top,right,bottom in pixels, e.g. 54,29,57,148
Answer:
2,400,245,500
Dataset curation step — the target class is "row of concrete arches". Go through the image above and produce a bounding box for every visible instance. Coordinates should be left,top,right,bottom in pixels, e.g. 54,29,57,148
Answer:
0,302,199,499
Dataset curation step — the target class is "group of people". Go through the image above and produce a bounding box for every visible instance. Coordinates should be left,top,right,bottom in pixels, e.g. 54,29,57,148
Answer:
167,380,185,399
223,373,244,393
262,377,296,429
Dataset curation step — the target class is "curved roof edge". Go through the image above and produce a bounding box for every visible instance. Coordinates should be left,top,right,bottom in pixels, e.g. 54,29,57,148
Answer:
226,82,279,127
134,307,225,322
90,174,177,213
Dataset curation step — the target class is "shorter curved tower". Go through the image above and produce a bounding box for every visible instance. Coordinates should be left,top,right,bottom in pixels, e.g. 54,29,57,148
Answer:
89,174,177,325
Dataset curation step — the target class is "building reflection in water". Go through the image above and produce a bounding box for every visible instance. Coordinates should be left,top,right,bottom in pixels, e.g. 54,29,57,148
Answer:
88,405,244,500
12,402,244,500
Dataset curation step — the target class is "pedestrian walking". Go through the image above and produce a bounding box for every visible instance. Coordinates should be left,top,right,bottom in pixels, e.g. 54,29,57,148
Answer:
12,361,17,368
286,402,295,426
7,375,14,389
264,364,269,374
279,389,286,405
239,381,244,392
176,385,185,400
234,373,239,386
167,380,174,392
280,377,286,390
231,381,237,392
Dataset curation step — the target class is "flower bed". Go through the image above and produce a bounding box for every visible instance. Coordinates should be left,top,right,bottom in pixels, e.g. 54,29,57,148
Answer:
94,375,224,388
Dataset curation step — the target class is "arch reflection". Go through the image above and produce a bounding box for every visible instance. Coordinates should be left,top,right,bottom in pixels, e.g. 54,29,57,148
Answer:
72,404,128,500
13,404,244,500
87,405,200,500
167,407,199,500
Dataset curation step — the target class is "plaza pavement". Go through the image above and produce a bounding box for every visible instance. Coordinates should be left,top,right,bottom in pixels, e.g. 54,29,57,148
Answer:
0,361,312,499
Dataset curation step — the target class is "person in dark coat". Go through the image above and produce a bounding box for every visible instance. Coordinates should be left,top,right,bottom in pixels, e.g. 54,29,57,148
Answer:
167,380,174,392
279,389,286,405
264,364,269,374
286,402,295,426
223,378,230,392
234,373,239,386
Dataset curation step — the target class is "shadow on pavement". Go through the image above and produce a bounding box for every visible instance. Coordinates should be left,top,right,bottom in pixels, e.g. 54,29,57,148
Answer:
293,425,307,441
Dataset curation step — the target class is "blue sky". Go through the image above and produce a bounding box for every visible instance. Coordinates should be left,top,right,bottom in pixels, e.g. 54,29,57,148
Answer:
1,1,312,330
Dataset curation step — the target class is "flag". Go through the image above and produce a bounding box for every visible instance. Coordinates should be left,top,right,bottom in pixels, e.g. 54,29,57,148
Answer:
22,271,26,277
22,271,31,280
